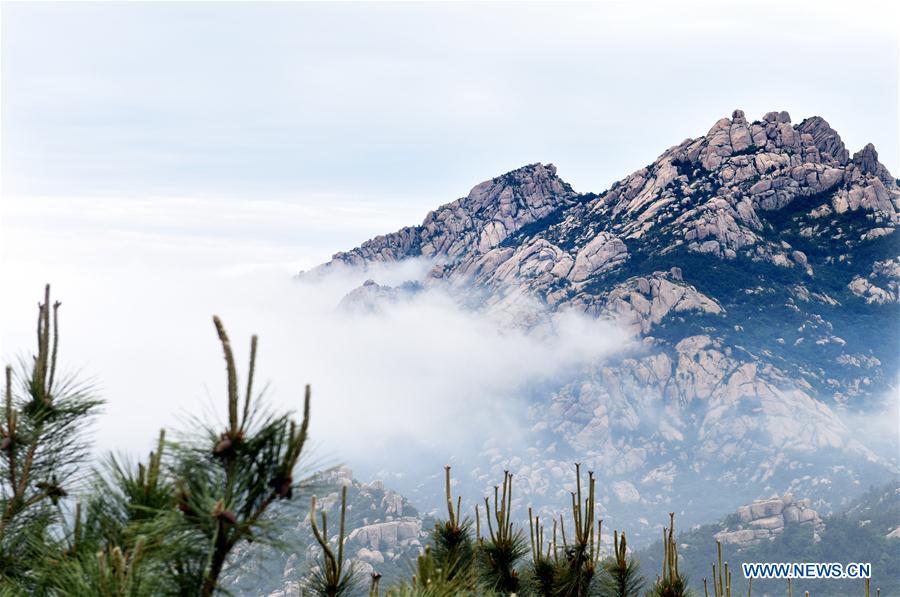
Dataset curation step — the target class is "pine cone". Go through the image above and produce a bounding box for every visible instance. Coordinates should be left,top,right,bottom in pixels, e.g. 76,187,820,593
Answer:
213,436,232,456
271,475,293,499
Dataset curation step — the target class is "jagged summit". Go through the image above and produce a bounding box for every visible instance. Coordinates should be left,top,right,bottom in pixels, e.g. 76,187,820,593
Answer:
316,109,896,274
318,160,577,268
852,142,895,184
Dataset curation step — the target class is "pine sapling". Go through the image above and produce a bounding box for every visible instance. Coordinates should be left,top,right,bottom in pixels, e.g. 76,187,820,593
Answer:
648,512,692,597
477,471,527,595
596,529,644,597
306,485,358,596
429,466,475,585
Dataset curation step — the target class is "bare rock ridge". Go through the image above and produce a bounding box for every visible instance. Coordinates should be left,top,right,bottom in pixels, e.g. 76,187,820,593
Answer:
320,162,577,267
316,109,897,277
715,492,823,546
311,109,899,533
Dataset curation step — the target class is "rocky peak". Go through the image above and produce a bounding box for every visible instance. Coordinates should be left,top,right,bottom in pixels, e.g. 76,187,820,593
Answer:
314,110,897,277
851,142,894,185
338,279,422,313
763,110,793,124
853,143,880,172
580,109,897,259
418,162,576,258
436,162,566,221
797,116,849,166
313,162,577,271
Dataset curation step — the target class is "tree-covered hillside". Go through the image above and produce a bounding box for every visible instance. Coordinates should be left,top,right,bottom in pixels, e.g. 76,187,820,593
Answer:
636,484,900,597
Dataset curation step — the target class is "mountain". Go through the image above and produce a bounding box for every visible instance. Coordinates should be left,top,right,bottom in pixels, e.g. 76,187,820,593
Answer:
309,109,900,535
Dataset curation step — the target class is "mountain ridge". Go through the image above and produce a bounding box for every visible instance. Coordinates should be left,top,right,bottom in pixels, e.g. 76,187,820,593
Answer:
314,109,897,275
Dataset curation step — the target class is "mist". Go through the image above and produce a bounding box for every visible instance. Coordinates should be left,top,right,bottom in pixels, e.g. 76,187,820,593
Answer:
0,199,629,485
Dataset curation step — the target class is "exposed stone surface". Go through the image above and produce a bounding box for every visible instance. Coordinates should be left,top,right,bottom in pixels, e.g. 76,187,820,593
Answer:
716,493,822,546
601,272,723,335
570,232,629,282
848,257,900,304
314,162,577,269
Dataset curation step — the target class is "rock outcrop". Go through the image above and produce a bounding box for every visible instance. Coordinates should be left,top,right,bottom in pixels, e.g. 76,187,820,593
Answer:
715,493,823,546
848,257,900,304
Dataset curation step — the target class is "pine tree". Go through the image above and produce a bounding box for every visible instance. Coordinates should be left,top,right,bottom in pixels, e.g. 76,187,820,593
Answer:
157,315,314,595
595,529,644,597
553,464,604,596
305,485,360,596
476,470,527,595
647,513,693,597
0,285,102,590
430,466,475,586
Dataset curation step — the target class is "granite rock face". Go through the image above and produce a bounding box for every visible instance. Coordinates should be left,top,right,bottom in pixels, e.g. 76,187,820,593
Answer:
318,162,577,268
716,492,823,546
848,257,900,304
309,110,899,533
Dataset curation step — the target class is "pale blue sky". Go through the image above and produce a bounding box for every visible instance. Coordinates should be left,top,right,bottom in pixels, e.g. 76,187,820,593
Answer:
0,0,898,459
4,2,898,218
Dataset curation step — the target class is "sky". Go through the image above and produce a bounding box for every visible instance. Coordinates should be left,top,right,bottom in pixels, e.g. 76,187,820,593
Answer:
1,0,899,467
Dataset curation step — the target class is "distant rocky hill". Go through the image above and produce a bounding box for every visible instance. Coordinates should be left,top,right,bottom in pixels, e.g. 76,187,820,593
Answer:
636,483,900,596
309,110,899,535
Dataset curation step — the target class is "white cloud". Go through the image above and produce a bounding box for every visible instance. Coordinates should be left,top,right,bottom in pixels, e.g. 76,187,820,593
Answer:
839,388,900,462
0,199,627,472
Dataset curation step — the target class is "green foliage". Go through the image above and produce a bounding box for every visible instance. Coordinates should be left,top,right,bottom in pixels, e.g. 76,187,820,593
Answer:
430,467,476,588
636,484,900,596
384,546,476,597
0,285,103,591
647,514,692,597
648,575,691,597
43,538,157,597
381,465,648,597
476,471,528,594
521,464,607,597
553,465,604,596
595,530,644,597
1,287,316,595
304,485,361,596
2,286,895,597
521,557,557,596
136,316,314,596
